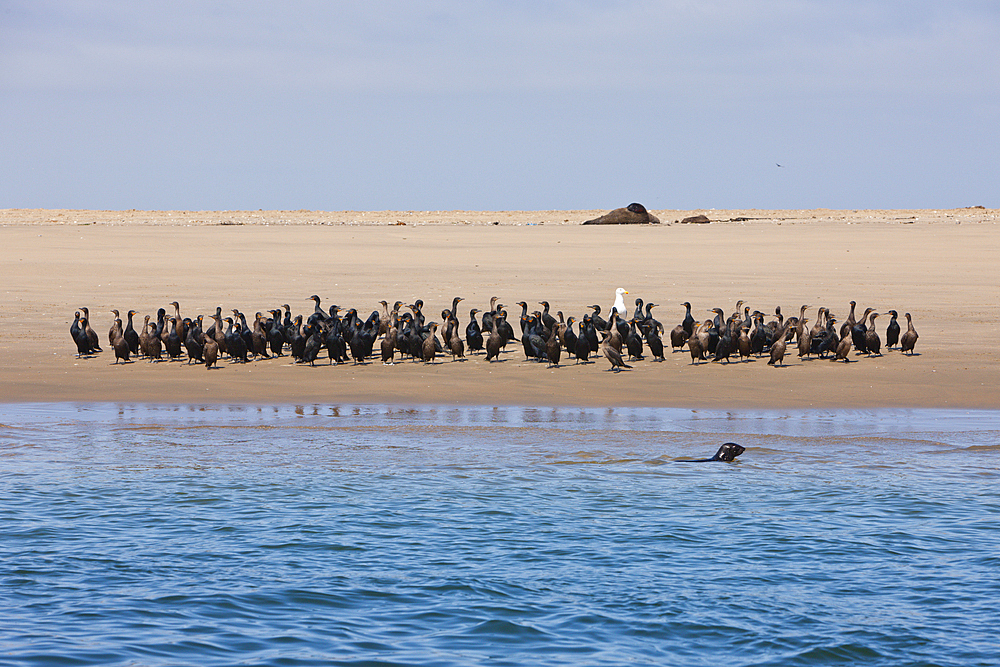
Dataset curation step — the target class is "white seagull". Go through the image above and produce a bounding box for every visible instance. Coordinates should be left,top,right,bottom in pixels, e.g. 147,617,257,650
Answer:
612,288,629,318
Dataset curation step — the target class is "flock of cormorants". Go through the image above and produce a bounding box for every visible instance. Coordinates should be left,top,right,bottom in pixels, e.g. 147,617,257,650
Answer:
70,288,919,371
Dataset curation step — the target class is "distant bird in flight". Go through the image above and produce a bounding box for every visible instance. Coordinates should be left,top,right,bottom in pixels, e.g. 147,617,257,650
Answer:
776,163,784,167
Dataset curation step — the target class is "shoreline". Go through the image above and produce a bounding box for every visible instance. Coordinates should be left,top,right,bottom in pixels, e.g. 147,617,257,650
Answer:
3,402,998,419
2,207,997,410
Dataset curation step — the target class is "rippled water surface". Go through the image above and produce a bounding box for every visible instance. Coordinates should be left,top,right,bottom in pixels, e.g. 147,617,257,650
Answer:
2,404,998,666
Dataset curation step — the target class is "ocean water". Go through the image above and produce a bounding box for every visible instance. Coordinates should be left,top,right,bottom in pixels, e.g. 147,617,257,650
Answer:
1,403,998,667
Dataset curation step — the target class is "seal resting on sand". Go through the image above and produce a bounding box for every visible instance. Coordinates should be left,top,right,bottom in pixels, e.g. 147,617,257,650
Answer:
582,203,660,225
676,443,746,462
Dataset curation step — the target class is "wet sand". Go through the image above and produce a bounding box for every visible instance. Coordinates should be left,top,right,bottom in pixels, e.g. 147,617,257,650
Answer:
1,207,997,409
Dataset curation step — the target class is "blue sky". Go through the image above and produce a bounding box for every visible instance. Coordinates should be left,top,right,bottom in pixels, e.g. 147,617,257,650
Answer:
3,1,997,211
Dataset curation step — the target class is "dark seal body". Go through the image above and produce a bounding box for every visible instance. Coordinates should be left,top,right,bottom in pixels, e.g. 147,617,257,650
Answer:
582,203,660,225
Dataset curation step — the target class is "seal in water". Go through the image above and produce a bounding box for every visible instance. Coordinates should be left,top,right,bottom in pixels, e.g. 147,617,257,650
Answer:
582,203,660,225
677,443,745,462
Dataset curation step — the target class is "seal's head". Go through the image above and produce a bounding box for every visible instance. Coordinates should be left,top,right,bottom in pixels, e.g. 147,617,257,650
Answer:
713,443,746,462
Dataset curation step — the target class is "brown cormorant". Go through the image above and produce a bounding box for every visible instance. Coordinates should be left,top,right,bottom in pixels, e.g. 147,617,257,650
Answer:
669,323,688,351
138,315,151,358
900,313,918,355
600,330,632,372
447,320,465,361
169,301,186,342
793,305,810,343
809,307,827,342
109,321,128,362
840,301,858,340
108,309,121,348
689,320,710,365
146,320,163,362
378,300,391,337
252,313,270,358
864,313,882,356
381,320,396,365
796,318,812,358
422,322,439,363
736,325,751,361
440,309,454,348
485,316,504,362
604,312,624,353
212,310,227,355
833,330,853,362
203,335,219,369
767,319,795,366
481,296,499,333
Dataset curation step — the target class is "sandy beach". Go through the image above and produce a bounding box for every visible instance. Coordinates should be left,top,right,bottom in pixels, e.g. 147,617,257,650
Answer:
1,207,997,409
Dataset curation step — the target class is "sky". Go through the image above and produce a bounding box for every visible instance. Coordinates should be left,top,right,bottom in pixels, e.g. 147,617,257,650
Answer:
2,1,998,211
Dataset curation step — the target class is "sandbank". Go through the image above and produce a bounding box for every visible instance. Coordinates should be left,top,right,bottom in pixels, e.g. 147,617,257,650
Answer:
1,207,996,409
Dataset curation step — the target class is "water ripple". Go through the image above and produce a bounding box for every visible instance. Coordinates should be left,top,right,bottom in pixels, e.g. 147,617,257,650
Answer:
1,404,998,666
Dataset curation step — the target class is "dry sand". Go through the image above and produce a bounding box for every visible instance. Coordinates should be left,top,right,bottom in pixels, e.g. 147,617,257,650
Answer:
1,207,997,409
